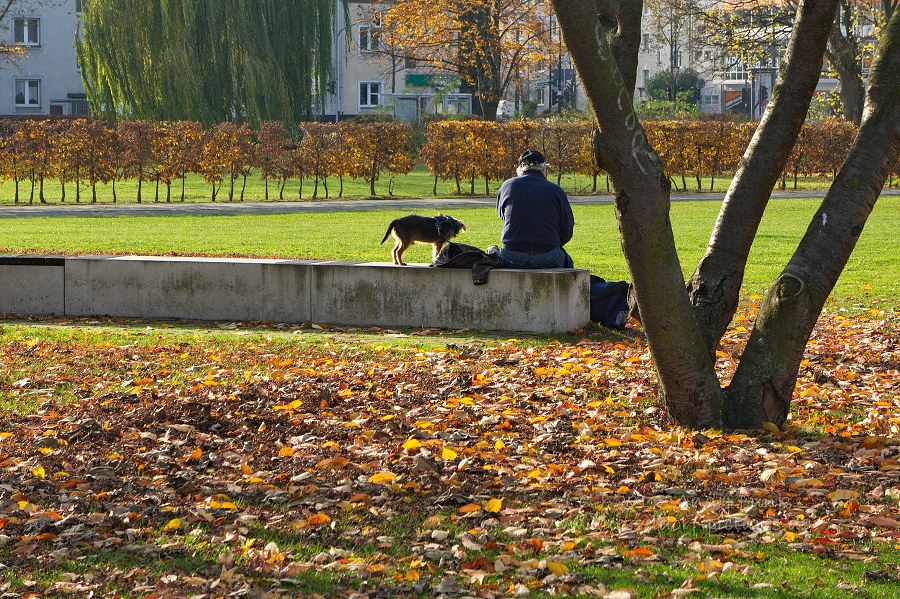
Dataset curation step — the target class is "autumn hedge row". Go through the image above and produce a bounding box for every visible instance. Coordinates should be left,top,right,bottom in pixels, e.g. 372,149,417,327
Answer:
0,118,895,203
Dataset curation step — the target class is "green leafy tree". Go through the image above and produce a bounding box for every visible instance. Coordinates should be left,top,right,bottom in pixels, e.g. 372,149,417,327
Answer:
76,0,343,125
644,67,703,104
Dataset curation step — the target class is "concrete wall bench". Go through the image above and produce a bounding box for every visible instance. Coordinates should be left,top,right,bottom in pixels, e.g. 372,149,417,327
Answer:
0,255,590,334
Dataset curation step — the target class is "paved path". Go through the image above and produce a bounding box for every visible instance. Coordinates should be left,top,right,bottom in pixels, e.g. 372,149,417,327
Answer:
0,190,896,218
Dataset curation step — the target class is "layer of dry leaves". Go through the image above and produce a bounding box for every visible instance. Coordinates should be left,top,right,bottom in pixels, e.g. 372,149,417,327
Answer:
0,307,898,598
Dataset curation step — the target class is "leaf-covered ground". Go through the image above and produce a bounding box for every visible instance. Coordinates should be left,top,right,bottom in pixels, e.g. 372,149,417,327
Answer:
0,306,898,598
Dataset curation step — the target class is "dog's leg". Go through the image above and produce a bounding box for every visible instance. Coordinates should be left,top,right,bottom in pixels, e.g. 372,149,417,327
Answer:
432,241,444,262
395,241,410,266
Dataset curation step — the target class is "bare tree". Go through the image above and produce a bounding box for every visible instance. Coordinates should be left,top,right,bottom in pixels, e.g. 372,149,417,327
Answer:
550,0,899,428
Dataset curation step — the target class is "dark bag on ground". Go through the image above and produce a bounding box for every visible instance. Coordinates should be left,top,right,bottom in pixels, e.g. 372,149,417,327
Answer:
590,275,632,329
432,242,505,285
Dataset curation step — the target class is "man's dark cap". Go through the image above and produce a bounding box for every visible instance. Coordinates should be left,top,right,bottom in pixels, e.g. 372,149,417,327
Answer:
518,150,545,165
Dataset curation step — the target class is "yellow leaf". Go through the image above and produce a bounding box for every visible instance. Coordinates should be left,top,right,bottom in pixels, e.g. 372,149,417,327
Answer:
274,399,303,411
240,463,253,475
828,489,859,501
0,432,13,439
761,422,780,433
485,498,503,513
442,447,458,460
278,446,295,457
368,471,397,485
402,438,423,450
459,503,482,514
163,518,182,531
547,561,569,576
307,513,332,526
32,466,45,479
494,440,505,451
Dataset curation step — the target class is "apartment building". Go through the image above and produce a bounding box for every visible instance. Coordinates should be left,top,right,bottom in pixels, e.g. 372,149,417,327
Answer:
0,0,86,117
0,1,854,123
319,1,475,122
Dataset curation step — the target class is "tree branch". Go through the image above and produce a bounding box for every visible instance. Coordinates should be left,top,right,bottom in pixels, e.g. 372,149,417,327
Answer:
726,6,900,428
686,0,840,353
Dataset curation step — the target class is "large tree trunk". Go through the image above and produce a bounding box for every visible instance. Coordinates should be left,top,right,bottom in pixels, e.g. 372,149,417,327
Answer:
552,0,724,428
826,0,865,125
687,0,839,354
827,0,866,125
726,7,900,428
553,0,851,429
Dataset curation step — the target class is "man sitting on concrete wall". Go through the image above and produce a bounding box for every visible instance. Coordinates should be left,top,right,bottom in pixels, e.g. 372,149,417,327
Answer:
496,150,575,269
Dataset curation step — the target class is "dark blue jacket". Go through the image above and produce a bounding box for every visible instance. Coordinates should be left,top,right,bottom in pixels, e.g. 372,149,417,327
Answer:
497,172,574,252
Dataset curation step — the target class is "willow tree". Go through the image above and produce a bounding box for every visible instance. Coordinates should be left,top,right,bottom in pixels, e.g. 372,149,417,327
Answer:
76,0,343,125
551,0,899,429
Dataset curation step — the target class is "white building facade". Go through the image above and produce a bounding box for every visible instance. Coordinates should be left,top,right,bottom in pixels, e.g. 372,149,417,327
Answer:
320,0,473,122
0,0,87,117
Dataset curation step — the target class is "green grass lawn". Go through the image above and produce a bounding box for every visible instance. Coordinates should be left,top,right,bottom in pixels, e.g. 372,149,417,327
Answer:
0,197,896,307
0,165,878,204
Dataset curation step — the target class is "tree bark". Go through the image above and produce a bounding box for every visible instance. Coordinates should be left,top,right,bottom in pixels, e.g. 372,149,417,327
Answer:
726,7,900,428
552,0,724,428
686,0,839,354
826,0,865,125
597,0,641,101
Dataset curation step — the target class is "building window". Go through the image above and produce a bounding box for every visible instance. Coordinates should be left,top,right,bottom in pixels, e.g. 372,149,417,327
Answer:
642,33,650,52
14,17,40,46
359,81,381,108
724,58,747,81
642,69,650,86
15,79,41,107
76,0,83,13
359,17,381,53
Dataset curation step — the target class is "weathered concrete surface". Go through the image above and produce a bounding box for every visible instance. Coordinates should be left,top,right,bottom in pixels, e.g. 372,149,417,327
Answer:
0,256,65,316
311,263,590,333
65,256,315,323
3,255,590,333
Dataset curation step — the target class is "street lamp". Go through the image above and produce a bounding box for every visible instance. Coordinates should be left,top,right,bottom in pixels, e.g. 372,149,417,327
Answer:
331,22,353,122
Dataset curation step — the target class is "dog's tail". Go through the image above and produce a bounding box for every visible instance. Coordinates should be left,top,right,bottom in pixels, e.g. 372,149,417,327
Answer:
380,221,396,245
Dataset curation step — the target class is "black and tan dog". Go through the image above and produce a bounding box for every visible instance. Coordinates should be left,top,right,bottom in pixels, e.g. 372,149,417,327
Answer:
381,214,466,265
